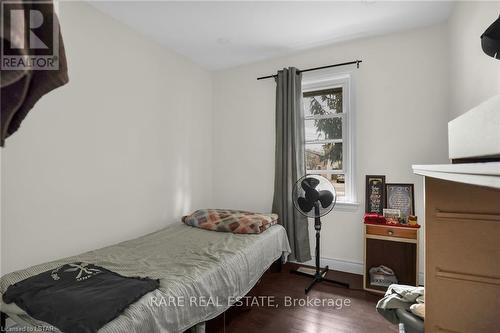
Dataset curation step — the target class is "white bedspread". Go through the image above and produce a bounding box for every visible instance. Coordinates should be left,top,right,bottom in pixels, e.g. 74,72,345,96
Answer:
0,223,291,333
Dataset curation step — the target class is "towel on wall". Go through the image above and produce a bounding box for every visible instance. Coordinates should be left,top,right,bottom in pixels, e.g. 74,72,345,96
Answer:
0,0,69,146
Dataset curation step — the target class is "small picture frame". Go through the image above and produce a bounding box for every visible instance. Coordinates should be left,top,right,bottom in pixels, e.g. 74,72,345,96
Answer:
383,209,401,224
383,208,401,219
365,175,386,214
385,183,415,218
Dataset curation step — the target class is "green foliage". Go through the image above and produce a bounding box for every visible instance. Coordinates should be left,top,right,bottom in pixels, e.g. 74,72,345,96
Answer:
308,91,343,168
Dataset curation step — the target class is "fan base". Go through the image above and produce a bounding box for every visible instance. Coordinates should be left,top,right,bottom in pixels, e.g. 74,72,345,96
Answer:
290,265,350,294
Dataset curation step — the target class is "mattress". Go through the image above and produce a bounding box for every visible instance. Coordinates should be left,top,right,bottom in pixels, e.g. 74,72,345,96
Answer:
0,223,291,333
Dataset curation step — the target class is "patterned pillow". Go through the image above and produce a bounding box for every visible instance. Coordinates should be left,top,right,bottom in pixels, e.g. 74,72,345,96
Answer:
182,209,279,234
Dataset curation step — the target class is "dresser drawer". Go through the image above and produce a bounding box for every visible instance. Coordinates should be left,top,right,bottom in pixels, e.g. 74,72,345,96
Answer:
424,177,500,333
428,274,500,333
366,225,417,240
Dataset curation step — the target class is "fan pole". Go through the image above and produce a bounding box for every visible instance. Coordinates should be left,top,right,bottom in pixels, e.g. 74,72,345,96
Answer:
314,204,321,277
303,203,349,294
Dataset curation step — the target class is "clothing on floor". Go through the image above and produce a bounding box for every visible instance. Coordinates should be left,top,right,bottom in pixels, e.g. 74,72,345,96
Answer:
376,284,425,324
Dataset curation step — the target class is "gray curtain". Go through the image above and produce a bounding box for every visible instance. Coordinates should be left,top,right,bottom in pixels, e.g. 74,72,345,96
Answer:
272,67,311,263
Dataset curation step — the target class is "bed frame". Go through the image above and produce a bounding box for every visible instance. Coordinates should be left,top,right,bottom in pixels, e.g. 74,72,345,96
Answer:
1,312,6,333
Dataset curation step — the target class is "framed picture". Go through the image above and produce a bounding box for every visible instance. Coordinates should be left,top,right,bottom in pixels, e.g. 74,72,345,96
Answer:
365,175,386,214
385,183,415,218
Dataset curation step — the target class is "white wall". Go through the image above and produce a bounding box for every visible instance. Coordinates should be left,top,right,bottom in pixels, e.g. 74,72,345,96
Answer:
0,2,213,274
212,24,451,278
4,1,493,280
448,1,500,120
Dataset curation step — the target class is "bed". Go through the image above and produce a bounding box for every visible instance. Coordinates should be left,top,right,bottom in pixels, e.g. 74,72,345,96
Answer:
0,223,291,333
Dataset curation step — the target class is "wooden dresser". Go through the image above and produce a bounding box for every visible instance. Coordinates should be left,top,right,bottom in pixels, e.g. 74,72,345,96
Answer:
363,223,420,294
413,162,500,333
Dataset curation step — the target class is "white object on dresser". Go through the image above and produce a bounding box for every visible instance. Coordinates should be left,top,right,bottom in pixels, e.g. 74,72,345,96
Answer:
448,94,500,160
412,162,500,189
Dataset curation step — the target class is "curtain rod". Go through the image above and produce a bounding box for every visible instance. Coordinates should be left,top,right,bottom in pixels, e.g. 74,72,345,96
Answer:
256,60,362,80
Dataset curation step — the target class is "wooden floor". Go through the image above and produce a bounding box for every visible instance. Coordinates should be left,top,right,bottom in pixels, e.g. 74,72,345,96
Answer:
206,263,397,333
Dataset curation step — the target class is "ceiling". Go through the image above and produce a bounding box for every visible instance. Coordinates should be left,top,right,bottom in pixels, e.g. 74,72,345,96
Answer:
90,1,454,70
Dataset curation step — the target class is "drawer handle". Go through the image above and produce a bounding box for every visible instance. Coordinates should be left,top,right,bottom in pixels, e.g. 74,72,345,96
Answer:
388,230,394,236
435,210,500,223
436,268,500,286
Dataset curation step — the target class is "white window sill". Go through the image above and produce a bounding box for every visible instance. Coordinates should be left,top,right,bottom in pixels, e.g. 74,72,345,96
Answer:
334,201,360,212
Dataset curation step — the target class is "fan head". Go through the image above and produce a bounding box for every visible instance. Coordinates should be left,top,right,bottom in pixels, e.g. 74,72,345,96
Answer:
293,175,336,218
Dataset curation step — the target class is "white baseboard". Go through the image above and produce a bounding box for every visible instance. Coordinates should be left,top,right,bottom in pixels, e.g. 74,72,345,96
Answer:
293,256,364,275
292,256,425,285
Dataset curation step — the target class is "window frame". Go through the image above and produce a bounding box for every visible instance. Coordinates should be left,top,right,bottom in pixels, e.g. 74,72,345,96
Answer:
302,71,357,207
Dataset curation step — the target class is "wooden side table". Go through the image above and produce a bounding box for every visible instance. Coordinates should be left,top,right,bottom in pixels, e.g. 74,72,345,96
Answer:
363,222,420,294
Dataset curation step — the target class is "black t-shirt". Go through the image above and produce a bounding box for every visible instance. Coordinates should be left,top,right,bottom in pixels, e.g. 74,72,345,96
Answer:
3,263,159,333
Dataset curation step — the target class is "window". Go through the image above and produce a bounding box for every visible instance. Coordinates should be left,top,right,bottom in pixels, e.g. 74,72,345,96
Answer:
302,73,355,204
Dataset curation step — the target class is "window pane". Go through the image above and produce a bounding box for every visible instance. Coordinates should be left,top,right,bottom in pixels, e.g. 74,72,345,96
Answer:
305,143,343,171
303,87,343,117
305,118,342,142
310,173,346,200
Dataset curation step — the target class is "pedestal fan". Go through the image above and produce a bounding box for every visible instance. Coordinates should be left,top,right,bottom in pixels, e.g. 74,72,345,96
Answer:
291,174,350,294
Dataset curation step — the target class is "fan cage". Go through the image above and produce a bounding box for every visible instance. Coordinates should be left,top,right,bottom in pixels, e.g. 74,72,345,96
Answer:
292,174,337,218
